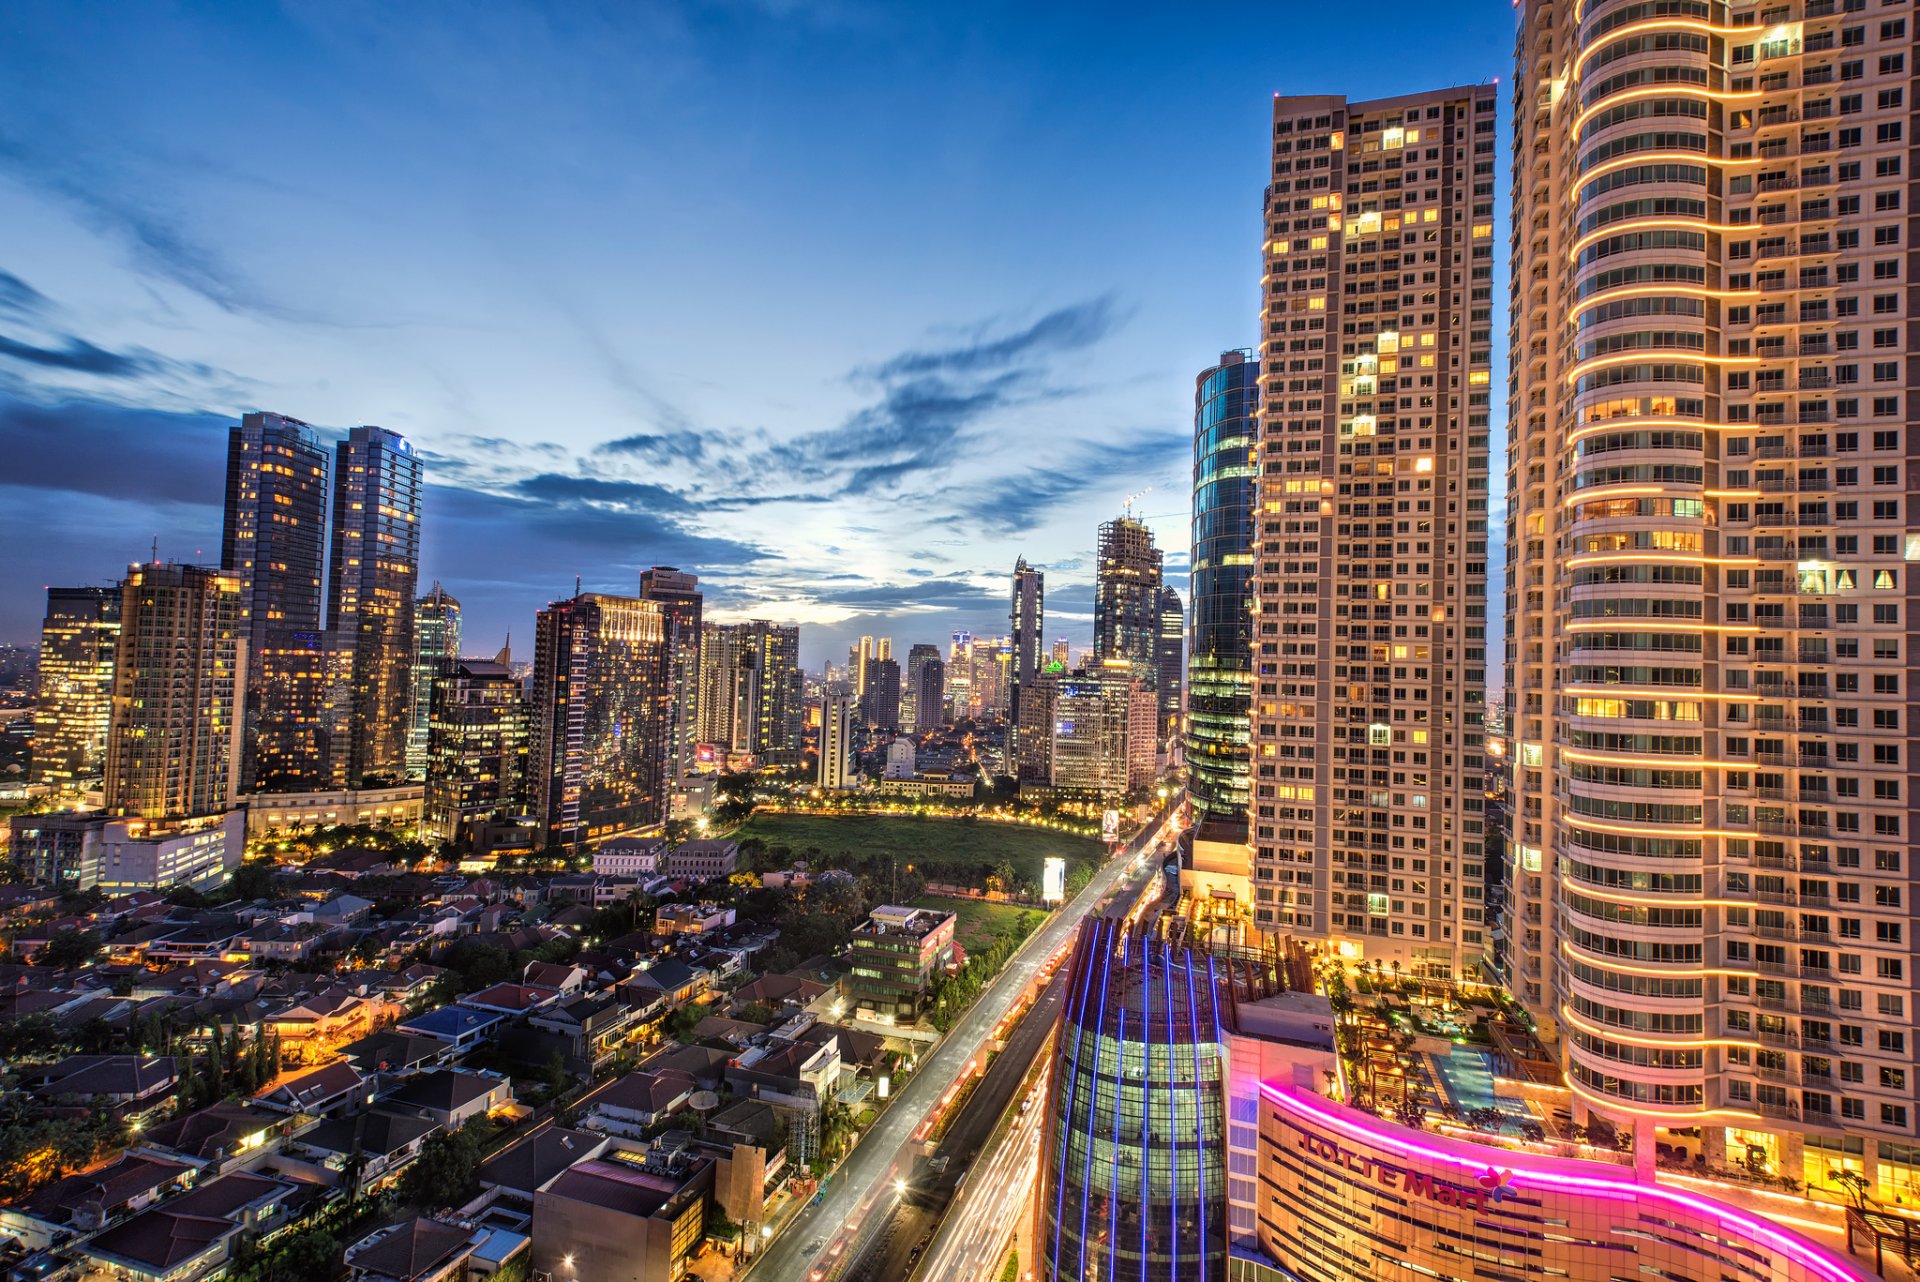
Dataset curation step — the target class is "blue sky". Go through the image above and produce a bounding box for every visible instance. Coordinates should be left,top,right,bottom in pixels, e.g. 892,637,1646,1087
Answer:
0,1,1509,668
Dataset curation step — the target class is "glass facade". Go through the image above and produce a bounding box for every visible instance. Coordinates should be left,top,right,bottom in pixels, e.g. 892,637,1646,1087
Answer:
1186,351,1258,829
1044,916,1228,1282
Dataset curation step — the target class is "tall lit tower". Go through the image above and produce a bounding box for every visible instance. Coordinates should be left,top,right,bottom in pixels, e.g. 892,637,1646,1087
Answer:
1154,584,1183,737
1248,87,1495,978
1093,516,1163,683
1187,350,1258,834
407,582,461,779
327,425,422,786
104,563,247,819
640,566,703,783
818,687,856,790
1009,557,1045,730
31,587,121,792
1507,0,1919,1169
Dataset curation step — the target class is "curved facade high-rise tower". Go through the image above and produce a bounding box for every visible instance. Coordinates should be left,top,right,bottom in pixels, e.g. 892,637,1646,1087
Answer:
1042,915,1227,1282
1507,0,1919,1181
1187,351,1258,831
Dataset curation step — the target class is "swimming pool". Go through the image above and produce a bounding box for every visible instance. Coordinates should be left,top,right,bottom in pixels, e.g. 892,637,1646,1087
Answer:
1428,1046,1529,1119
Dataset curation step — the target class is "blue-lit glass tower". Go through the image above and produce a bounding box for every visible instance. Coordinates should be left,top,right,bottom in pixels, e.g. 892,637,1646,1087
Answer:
1186,350,1257,830
1042,915,1227,1282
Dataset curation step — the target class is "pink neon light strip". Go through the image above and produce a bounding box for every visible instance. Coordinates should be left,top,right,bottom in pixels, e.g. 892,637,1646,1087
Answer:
1258,1082,1873,1282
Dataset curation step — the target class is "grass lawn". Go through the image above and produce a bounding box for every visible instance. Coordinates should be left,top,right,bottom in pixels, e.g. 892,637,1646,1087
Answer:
732,812,1103,887
912,894,1032,952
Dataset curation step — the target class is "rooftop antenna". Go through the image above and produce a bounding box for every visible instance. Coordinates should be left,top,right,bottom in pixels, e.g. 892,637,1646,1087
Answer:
1122,487,1153,520
575,575,582,598
151,535,159,565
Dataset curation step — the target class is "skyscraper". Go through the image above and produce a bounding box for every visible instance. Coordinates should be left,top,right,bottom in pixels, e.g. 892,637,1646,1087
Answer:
1018,662,1154,801
1051,638,1070,669
104,563,247,820
639,566,703,784
904,643,945,734
327,426,423,786
249,630,349,793
407,582,462,779
222,412,329,791
1507,1,1918,1172
221,412,329,655
426,649,531,847
1154,583,1183,736
1249,87,1495,977
850,635,875,698
945,630,974,719
859,656,901,734
1094,516,1164,687
699,621,805,765
1187,350,1258,833
530,593,667,853
1009,556,1045,727
32,587,120,791
817,687,855,790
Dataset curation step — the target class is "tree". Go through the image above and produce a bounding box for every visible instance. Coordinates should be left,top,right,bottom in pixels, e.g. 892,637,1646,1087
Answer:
226,861,278,901
263,1227,340,1282
399,1122,486,1209
1829,1167,1872,1212
39,927,102,970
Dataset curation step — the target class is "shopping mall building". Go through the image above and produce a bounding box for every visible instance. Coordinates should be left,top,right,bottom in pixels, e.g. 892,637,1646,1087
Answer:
1042,917,1882,1282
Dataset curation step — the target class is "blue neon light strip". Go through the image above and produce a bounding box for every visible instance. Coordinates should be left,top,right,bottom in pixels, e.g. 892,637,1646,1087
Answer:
1184,950,1207,1282
1051,922,1099,1278
1076,919,1115,1282
1164,939,1178,1282
1137,929,1150,1282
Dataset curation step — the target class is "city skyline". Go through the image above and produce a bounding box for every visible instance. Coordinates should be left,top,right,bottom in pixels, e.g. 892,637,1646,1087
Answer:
0,2,1508,666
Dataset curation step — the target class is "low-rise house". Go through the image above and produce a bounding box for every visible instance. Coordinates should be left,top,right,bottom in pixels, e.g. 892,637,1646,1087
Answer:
344,1215,529,1282
384,1068,514,1130
340,1030,452,1078
457,982,560,1018
521,960,588,994
293,1108,438,1186
727,973,829,1015
664,838,739,882
476,1125,608,1198
267,991,390,1065
31,1054,178,1116
145,915,247,965
80,1170,309,1282
242,921,335,964
521,992,637,1071
587,1069,698,1136
653,902,735,937
396,1005,505,1053
255,1059,372,1116
627,958,709,1007
20,1152,192,1234
531,1148,714,1282
136,1100,288,1173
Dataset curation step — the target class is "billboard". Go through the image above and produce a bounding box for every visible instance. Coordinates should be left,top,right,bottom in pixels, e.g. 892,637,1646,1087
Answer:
1042,856,1066,904
1102,809,1120,844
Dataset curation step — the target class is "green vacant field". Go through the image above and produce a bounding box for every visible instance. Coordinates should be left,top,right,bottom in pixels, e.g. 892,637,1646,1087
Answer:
731,812,1103,888
913,894,1033,951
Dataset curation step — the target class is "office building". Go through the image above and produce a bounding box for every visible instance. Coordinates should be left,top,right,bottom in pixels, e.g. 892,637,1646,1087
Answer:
531,593,668,854
1094,516,1167,740
249,630,349,793
1018,663,1154,801
859,656,901,733
639,566,703,783
327,425,423,786
1010,557,1045,726
221,412,330,792
904,643,944,734
425,650,531,847
1188,351,1259,832
406,582,461,779
698,621,804,766
105,563,247,820
850,635,875,698
222,412,329,658
817,687,855,790
1155,583,1184,736
945,630,974,718
848,905,956,1020
1249,87,1495,979
31,587,120,791
8,811,244,893
1506,1,1918,1176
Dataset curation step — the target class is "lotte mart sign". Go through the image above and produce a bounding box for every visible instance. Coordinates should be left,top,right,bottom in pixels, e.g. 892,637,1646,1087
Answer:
1296,1130,1516,1214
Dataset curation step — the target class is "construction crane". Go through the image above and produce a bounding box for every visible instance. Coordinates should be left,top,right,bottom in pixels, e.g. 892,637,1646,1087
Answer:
1121,486,1153,519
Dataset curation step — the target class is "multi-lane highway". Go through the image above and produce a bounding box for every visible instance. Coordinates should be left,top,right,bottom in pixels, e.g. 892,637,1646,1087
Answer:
746,809,1178,1282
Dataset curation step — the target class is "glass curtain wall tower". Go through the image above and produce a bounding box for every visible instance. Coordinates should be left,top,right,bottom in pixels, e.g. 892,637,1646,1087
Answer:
1188,350,1258,832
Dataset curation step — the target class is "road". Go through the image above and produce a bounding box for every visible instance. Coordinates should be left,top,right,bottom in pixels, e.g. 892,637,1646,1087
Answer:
748,808,1178,1282
915,1078,1047,1282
